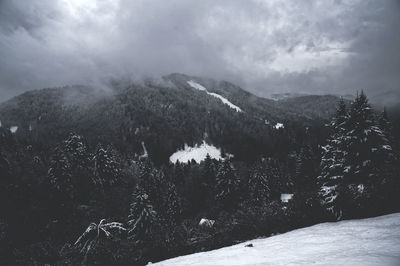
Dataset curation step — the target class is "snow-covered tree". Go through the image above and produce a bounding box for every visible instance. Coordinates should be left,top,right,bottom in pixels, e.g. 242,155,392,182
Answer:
92,144,121,190
319,93,396,219
318,98,349,219
74,219,126,262
341,92,393,210
63,133,89,167
215,160,240,209
127,186,158,243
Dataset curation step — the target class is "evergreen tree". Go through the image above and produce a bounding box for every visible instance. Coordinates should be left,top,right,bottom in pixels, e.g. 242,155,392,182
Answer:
295,145,318,193
319,93,397,219
379,107,392,136
215,160,240,209
127,186,158,243
202,154,216,185
248,160,270,205
92,144,121,190
48,147,74,200
341,92,394,216
172,162,185,186
164,183,182,224
318,98,348,219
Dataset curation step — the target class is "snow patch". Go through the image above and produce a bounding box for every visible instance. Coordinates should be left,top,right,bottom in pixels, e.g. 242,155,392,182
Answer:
169,141,223,164
139,141,148,160
187,80,207,91
274,123,284,129
280,193,293,203
187,80,243,112
154,213,400,266
10,126,18,133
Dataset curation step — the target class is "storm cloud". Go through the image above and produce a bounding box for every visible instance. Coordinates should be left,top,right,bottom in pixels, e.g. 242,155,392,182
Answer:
0,0,399,105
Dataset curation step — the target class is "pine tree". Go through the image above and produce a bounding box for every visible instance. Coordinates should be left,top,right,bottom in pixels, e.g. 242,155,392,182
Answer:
295,145,318,193
248,160,270,204
164,183,182,224
92,144,121,190
318,98,348,219
127,186,158,243
202,154,216,185
341,92,394,216
172,162,185,186
63,133,89,167
319,93,396,219
48,147,74,199
215,160,240,209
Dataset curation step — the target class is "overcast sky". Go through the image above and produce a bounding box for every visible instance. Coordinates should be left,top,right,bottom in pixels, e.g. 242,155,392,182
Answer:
0,0,399,104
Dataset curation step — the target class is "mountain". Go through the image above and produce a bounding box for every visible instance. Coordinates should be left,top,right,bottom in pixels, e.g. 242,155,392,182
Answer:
154,213,400,266
0,73,344,164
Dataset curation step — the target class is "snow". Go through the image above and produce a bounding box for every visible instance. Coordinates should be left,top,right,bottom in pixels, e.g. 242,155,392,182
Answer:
382,145,392,150
153,213,400,266
199,218,215,227
280,193,293,203
187,80,243,112
274,123,284,129
169,141,223,164
139,141,148,160
187,80,207,91
10,126,18,133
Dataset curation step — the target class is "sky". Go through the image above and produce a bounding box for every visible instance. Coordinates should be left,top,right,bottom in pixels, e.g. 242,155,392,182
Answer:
0,0,399,105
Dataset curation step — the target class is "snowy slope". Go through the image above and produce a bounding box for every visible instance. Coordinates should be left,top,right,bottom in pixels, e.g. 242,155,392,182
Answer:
153,213,400,266
187,80,243,112
169,141,223,163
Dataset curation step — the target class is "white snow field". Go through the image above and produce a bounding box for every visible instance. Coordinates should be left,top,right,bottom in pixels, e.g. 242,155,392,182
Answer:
153,213,400,266
169,141,223,164
187,80,243,112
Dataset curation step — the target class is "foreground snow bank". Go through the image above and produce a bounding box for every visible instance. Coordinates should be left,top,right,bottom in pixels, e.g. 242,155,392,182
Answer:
153,213,400,266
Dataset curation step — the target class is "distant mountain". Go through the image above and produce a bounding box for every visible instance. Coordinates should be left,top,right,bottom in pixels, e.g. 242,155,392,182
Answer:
269,92,310,101
0,73,344,164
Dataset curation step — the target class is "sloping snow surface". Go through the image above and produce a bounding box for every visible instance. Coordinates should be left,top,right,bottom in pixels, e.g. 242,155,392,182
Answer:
169,141,222,164
187,80,243,112
153,213,400,266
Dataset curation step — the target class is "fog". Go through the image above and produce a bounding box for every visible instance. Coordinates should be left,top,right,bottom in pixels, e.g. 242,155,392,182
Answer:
0,0,399,105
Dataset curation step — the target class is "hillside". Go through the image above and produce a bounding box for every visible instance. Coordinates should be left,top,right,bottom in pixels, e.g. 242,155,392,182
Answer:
0,74,343,164
154,213,400,266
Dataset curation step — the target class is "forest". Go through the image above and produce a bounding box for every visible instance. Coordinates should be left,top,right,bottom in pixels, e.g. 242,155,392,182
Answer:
0,88,399,265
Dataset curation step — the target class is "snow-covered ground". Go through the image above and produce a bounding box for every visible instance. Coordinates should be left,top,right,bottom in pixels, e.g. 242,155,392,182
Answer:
274,122,284,129
169,141,223,164
153,213,400,266
187,80,243,112
10,126,18,133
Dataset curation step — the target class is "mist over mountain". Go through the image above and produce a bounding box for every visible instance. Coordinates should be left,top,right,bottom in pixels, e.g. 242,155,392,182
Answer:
1,0,399,105
1,1,400,265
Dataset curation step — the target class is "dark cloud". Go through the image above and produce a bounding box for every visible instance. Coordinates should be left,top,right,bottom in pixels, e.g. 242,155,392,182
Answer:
0,0,399,105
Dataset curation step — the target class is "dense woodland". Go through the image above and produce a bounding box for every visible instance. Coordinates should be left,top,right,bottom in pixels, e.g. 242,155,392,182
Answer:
0,76,399,265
